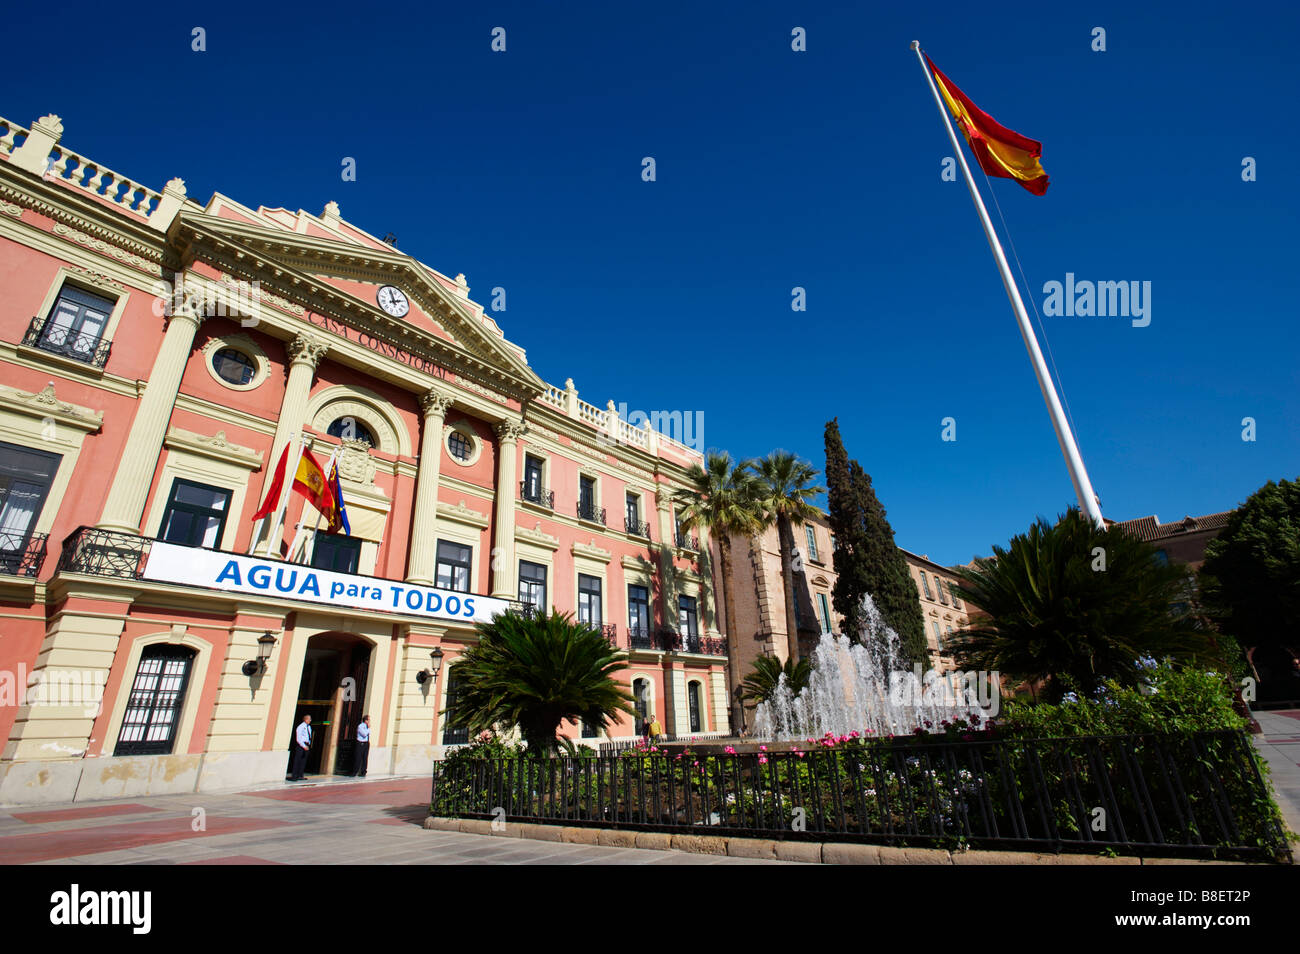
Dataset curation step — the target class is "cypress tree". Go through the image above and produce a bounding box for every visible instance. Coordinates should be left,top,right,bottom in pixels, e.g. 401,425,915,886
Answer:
824,418,928,663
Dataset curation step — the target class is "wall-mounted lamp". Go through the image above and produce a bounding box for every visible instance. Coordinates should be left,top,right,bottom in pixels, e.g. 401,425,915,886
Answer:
416,646,444,685
242,631,277,676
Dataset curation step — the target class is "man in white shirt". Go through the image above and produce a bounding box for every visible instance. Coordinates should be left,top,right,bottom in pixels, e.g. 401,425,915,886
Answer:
290,714,312,781
353,715,371,777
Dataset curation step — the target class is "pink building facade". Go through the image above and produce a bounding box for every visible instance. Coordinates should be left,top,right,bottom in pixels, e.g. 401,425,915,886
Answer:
0,113,729,804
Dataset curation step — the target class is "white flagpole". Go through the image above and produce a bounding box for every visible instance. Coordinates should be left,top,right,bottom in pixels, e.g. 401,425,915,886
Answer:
286,446,339,563
267,433,307,557
911,41,1105,528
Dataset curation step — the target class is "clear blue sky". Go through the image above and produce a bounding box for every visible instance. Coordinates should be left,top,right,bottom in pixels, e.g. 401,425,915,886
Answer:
7,1,1297,565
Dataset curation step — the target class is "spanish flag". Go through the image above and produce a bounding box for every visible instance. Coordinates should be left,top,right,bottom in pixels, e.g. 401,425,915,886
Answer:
251,442,336,522
926,56,1049,196
325,461,351,536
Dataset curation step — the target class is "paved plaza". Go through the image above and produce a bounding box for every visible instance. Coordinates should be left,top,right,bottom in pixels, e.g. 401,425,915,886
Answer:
0,775,792,865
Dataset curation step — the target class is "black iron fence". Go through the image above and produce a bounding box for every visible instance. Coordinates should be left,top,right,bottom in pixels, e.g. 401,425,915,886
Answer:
23,315,113,369
0,531,48,577
430,731,1289,860
57,526,151,578
624,516,652,538
598,732,731,755
519,482,554,509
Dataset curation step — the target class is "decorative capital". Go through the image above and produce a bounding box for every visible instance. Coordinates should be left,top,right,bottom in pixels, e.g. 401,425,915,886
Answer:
287,333,329,369
34,114,64,136
419,388,453,418
494,417,526,442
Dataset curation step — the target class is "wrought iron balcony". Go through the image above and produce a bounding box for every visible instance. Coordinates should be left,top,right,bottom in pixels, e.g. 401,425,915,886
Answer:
681,634,727,656
519,481,554,510
22,316,112,369
600,623,618,647
624,516,652,538
576,501,606,525
675,530,699,550
0,531,48,578
57,526,151,578
627,624,656,650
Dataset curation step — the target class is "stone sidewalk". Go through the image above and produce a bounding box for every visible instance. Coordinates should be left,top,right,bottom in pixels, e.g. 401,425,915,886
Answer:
0,775,791,865
1251,708,1300,840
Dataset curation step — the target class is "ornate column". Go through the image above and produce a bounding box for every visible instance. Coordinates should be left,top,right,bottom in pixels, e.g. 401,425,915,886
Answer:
97,299,205,533
490,417,525,598
250,332,329,554
406,388,453,584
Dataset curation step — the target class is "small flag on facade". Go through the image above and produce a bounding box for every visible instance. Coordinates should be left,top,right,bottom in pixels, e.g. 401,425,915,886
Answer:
292,446,336,520
926,55,1049,196
326,461,351,535
252,442,291,522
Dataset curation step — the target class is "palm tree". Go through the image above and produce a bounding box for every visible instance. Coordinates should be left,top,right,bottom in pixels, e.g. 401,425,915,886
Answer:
950,507,1214,703
752,452,825,663
445,610,634,755
740,654,812,704
675,451,766,729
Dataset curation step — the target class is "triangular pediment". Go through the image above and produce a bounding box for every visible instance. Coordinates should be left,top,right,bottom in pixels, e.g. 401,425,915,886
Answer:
170,206,543,398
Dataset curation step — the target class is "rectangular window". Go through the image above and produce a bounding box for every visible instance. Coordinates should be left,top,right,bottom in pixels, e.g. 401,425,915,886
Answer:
949,583,961,609
806,526,819,562
817,592,832,634
688,682,702,733
932,621,942,648
578,574,602,626
158,479,231,548
628,584,650,636
39,283,114,364
830,534,837,552
522,455,544,502
678,595,699,638
937,578,949,604
435,540,472,593
581,718,598,739
0,441,61,574
919,571,933,600
518,560,547,613
311,534,361,574
625,491,641,533
579,475,595,511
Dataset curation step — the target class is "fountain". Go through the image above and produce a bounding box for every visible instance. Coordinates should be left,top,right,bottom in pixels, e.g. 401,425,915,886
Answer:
752,593,989,740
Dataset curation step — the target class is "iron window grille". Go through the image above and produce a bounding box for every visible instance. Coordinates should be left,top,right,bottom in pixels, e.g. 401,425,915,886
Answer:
114,645,195,756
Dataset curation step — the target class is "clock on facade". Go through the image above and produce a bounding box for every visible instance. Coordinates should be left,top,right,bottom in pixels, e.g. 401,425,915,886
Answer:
376,285,410,317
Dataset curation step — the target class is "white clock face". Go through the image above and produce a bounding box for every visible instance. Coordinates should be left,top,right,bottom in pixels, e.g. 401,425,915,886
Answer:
376,285,409,317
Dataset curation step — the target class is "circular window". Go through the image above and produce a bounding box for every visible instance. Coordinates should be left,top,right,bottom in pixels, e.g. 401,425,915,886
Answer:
212,347,255,386
202,335,268,391
328,417,375,446
443,423,482,466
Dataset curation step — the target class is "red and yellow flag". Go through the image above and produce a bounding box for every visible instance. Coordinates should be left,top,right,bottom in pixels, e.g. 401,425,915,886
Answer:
292,446,336,521
927,56,1049,196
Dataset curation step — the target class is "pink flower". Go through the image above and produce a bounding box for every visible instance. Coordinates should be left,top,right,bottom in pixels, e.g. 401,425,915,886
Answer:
724,745,736,754
850,731,861,739
759,745,768,752
758,755,768,764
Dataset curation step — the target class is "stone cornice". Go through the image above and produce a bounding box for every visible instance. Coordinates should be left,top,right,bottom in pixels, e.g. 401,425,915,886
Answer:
571,540,612,563
163,427,263,470
437,499,491,529
0,381,103,431
0,166,172,273
515,524,560,551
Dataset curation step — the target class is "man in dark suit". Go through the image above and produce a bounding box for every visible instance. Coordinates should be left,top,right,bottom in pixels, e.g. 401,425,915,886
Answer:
290,714,312,780
353,714,371,777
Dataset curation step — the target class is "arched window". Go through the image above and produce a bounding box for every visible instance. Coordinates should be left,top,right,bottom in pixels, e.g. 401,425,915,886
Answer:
114,645,196,756
328,417,375,447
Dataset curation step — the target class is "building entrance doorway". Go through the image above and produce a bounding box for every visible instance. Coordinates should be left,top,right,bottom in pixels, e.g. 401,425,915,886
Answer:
287,632,371,778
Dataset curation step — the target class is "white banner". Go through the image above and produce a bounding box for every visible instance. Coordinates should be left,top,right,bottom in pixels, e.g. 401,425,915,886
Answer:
142,541,512,625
